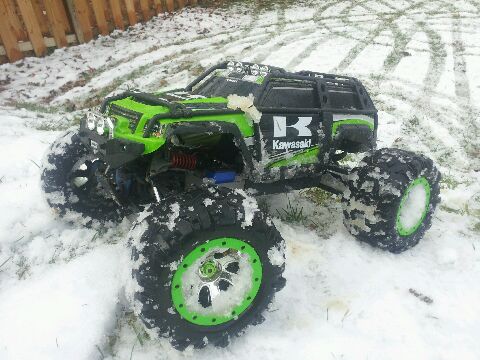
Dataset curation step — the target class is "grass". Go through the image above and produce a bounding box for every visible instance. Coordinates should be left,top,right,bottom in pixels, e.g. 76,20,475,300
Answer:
11,101,62,114
276,198,308,224
16,256,30,280
34,118,80,132
216,0,311,10
472,222,480,233
440,201,480,220
303,187,336,205
104,311,150,359
440,174,461,189
126,312,150,360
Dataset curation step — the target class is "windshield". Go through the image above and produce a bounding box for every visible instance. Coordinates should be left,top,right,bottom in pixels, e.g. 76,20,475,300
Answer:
192,70,262,98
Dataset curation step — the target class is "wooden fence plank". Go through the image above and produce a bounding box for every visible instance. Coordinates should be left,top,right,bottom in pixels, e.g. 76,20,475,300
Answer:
44,0,68,47
92,0,109,35
0,0,23,61
153,0,163,13
5,0,28,41
55,0,73,33
32,0,50,35
109,0,125,30
166,0,174,12
124,0,137,25
73,0,93,42
64,0,85,43
177,0,185,9
16,0,47,56
139,0,151,20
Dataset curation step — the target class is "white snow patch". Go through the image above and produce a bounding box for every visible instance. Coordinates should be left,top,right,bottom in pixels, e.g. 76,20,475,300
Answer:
203,198,214,206
166,203,180,231
268,244,286,267
235,189,259,228
0,245,129,360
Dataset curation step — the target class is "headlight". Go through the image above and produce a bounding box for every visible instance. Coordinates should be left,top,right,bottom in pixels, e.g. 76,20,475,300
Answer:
235,62,244,73
106,118,115,139
96,118,105,135
86,110,115,137
260,65,269,76
86,112,96,130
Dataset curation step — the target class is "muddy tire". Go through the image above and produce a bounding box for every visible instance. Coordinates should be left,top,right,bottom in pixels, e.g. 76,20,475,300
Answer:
130,187,286,350
343,148,441,253
41,129,125,224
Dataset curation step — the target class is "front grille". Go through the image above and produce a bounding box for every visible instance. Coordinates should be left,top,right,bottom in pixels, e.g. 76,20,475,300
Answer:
109,104,143,133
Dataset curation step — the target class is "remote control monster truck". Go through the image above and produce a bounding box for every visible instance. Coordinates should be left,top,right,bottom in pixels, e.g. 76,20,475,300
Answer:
41,61,440,349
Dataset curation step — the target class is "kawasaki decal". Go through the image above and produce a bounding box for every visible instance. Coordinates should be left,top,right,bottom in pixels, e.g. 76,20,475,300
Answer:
273,116,312,137
273,138,312,150
259,113,319,158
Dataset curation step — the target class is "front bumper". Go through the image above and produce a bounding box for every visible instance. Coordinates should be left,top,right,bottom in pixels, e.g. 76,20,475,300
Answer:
79,119,145,169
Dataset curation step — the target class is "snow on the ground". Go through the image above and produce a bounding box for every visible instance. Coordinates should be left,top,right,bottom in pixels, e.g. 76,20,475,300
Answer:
0,1,479,359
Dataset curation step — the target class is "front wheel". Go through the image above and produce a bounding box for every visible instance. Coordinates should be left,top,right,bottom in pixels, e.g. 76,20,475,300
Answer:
129,187,286,350
41,129,125,224
343,148,441,253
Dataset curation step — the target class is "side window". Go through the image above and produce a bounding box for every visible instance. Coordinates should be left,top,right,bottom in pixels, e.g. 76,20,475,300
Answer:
261,82,319,108
327,86,362,110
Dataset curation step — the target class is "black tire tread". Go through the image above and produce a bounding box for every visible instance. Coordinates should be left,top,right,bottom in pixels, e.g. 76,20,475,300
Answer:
343,148,441,253
41,129,125,224
130,187,285,350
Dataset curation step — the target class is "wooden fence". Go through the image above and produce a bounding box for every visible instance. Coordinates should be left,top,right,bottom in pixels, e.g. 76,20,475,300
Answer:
0,0,199,64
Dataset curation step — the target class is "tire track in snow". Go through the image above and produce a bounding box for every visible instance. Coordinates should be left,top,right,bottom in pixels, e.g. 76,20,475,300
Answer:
62,10,323,104
312,0,352,22
28,1,468,106
138,25,320,90
449,4,480,166
419,21,447,93
333,0,430,72
451,14,471,100
284,35,332,70
373,0,417,75
394,14,473,169
276,3,286,33
324,0,477,170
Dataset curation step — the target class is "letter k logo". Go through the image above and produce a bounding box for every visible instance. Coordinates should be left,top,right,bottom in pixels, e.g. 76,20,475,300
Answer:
273,116,312,138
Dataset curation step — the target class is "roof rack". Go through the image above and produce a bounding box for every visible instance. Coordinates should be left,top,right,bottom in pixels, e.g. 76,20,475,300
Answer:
185,61,286,91
295,70,359,84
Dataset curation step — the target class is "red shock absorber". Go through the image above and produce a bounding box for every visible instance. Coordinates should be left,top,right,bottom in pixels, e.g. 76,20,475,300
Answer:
170,153,197,170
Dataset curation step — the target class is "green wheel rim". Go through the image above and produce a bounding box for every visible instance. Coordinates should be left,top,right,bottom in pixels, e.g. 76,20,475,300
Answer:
395,177,431,236
171,237,263,326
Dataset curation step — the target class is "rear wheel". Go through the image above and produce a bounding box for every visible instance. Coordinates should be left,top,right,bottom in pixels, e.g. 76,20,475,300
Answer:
343,148,441,253
130,187,286,350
